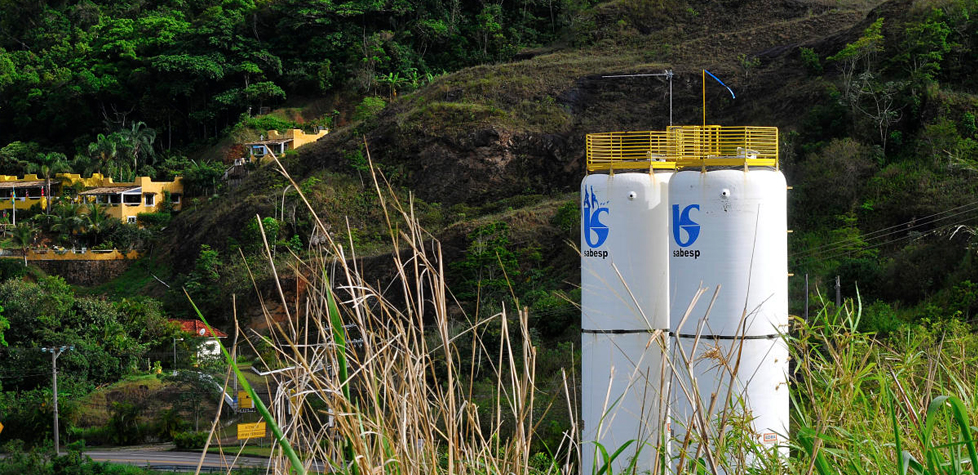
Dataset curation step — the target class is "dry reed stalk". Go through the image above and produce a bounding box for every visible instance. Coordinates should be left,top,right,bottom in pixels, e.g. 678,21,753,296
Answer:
219,150,578,475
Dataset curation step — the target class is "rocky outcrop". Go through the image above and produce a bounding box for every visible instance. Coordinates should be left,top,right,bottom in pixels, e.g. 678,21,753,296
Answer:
34,259,134,286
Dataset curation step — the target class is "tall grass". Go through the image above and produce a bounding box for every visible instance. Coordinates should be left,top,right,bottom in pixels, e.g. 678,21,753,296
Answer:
194,152,978,474
202,153,577,475
658,290,978,474
791,296,978,475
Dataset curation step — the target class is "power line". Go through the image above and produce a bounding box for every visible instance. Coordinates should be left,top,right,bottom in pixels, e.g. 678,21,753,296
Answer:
798,199,978,255
793,201,978,257
813,216,978,263
792,201,978,259
0,371,50,379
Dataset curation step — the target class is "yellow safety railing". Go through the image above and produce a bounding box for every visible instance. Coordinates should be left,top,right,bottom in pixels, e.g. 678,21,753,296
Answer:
668,125,779,169
586,126,778,172
586,131,675,171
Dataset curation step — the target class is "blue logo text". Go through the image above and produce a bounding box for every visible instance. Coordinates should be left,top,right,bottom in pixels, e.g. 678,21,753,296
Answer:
583,186,610,248
672,204,700,247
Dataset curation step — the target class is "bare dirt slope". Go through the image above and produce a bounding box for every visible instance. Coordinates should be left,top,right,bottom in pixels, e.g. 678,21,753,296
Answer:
291,0,890,206
158,0,897,277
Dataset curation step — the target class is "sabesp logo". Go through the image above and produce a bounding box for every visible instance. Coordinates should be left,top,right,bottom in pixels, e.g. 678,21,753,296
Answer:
583,186,610,248
672,204,700,247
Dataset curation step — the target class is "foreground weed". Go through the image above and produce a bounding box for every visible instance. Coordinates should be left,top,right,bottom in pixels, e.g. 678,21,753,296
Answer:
792,295,978,474
186,291,307,475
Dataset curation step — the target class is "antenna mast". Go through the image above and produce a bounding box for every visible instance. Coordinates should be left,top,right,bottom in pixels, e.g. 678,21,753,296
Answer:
601,70,674,126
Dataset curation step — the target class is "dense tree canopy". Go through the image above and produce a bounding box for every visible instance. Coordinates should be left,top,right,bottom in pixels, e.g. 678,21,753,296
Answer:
0,0,588,154
0,277,175,392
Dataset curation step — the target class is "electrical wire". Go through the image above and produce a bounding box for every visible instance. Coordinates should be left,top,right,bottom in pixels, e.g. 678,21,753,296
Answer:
792,202,978,257
812,214,978,263
0,370,50,379
795,199,978,255
792,201,978,259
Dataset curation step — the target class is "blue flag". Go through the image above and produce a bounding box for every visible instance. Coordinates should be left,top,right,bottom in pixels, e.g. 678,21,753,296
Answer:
704,70,736,99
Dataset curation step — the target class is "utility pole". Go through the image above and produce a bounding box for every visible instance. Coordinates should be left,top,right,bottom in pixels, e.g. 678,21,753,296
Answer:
172,338,184,375
804,274,809,321
41,345,73,456
835,275,842,308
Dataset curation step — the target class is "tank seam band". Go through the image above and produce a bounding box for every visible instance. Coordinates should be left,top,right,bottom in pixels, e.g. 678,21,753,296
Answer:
581,329,667,334
581,330,783,340
674,333,781,340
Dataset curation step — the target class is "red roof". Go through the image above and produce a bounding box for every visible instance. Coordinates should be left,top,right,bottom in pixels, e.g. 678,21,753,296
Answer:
170,319,228,338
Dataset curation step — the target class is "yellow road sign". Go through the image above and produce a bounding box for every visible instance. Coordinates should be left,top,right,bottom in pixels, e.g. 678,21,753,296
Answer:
237,391,254,409
237,422,266,440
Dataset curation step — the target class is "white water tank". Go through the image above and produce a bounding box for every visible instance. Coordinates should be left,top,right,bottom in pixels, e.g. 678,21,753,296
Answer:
667,168,789,470
581,171,671,474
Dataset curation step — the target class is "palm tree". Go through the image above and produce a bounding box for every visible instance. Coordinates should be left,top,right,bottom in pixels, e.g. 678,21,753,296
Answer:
27,152,71,214
375,72,405,100
118,122,157,174
51,203,87,248
7,223,36,266
85,203,115,247
87,133,119,175
182,160,223,197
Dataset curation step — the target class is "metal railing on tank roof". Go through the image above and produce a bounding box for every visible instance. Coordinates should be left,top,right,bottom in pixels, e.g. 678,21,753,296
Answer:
585,126,778,172
586,131,675,172
668,125,779,169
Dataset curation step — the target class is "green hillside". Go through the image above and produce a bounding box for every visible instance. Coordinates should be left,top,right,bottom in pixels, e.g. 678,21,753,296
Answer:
5,0,978,471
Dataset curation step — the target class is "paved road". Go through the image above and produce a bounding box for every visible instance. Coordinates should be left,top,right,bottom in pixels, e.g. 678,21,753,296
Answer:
85,449,327,472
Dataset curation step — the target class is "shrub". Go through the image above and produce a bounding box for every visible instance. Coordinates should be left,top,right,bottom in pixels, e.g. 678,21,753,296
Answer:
353,96,386,124
551,201,579,236
0,440,49,475
800,47,822,75
51,450,94,475
797,138,877,215
281,234,303,254
92,241,114,251
962,111,977,138
106,224,153,252
68,424,111,446
859,300,903,334
136,212,171,229
451,221,519,303
66,439,86,451
242,216,281,253
344,149,369,172
529,292,578,338
172,431,209,450
107,401,143,445
835,257,883,298
240,115,300,133
0,259,27,281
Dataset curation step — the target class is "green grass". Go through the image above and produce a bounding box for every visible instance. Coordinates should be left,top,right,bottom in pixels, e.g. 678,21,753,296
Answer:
78,256,171,298
788,297,978,474
205,445,273,458
71,373,168,427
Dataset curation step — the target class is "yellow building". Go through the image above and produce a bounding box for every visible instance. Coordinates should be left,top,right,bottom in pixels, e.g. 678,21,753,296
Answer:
0,174,46,212
245,127,328,160
77,176,184,223
0,174,183,224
